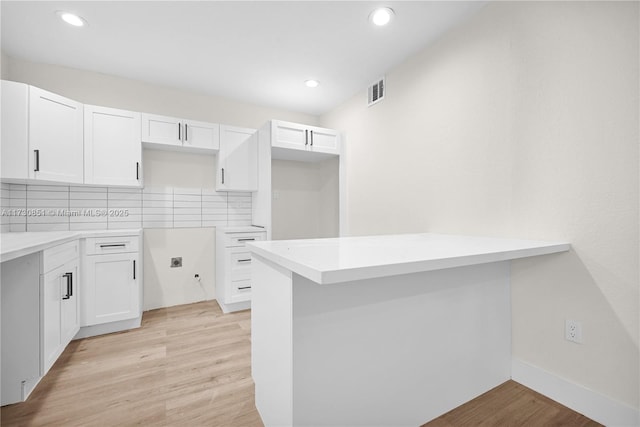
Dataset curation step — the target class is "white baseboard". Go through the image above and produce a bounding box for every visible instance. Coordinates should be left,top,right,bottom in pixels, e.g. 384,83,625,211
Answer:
512,359,639,427
74,316,142,339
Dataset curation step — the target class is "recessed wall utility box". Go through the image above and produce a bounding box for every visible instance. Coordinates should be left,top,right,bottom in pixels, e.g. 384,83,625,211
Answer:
171,257,182,268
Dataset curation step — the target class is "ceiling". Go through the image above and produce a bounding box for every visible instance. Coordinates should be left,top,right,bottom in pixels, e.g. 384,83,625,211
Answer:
1,1,486,115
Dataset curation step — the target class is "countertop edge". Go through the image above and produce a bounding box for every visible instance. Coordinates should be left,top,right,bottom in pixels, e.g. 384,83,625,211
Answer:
248,239,571,285
1,229,143,263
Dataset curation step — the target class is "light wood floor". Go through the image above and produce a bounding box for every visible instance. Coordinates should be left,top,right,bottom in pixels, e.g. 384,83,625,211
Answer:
2,301,601,427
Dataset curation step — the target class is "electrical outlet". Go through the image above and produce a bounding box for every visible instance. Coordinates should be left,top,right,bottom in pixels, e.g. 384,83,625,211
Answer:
171,257,182,268
565,319,583,344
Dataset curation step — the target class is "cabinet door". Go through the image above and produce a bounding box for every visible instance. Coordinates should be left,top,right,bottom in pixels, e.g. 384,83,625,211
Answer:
183,119,220,150
60,259,80,346
41,266,63,374
85,105,142,186
83,253,139,325
1,80,29,180
272,120,309,151
308,125,340,155
141,113,181,146
216,125,258,192
29,86,83,183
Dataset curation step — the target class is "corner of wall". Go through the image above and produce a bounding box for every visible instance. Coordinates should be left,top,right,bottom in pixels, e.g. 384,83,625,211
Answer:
1,51,11,80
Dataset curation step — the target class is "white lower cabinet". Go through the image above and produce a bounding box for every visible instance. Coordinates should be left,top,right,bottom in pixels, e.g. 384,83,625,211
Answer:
215,226,266,313
41,241,80,376
81,234,142,330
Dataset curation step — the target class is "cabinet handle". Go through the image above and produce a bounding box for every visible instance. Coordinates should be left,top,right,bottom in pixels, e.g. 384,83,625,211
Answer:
305,129,308,146
221,168,225,184
133,260,136,280
185,124,188,141
237,258,252,263
237,238,255,242
34,150,40,172
238,286,252,290
136,162,140,180
62,272,72,300
100,244,126,248
310,130,314,146
178,123,181,141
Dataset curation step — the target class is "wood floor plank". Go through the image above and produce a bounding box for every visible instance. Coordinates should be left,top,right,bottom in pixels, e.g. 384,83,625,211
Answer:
2,301,601,427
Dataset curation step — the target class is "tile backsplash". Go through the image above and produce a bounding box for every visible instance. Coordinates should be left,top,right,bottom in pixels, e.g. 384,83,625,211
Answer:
0,182,251,233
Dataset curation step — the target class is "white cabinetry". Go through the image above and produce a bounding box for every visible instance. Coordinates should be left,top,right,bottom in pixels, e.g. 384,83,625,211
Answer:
30,86,84,183
272,120,340,160
41,240,80,375
81,234,142,329
216,125,258,192
1,81,83,183
1,253,41,405
252,120,343,240
215,227,266,313
84,105,142,187
141,113,220,153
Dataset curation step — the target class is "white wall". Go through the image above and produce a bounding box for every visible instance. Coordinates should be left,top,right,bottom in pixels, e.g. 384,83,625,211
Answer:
2,55,319,310
271,157,339,240
322,0,638,413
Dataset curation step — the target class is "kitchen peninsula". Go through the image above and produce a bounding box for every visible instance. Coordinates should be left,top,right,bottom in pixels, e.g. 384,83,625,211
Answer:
248,233,570,426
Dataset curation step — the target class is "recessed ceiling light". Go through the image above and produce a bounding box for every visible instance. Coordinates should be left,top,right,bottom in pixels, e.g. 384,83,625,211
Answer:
305,80,320,88
370,7,394,26
57,11,87,27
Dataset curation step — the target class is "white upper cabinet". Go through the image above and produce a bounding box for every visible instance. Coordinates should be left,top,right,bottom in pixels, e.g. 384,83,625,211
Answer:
1,81,84,183
271,120,340,161
84,105,142,187
216,125,258,192
141,113,181,146
141,113,219,153
29,86,84,183
183,119,220,150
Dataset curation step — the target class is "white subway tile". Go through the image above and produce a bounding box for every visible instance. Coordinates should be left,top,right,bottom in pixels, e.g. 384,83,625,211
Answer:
142,200,173,209
174,194,200,202
10,223,26,232
173,187,201,195
27,223,70,232
70,199,108,208
173,201,200,209
70,222,108,231
172,214,201,222
108,221,142,230
142,220,172,228
173,221,202,228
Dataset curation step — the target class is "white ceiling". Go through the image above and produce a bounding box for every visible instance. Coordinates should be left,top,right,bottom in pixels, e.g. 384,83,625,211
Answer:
1,1,486,115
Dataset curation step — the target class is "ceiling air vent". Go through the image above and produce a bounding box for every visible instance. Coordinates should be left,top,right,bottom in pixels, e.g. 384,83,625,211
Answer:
367,77,385,107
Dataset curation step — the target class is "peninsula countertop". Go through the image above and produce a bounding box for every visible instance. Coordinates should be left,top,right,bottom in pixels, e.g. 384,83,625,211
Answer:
1,229,142,263
247,232,570,285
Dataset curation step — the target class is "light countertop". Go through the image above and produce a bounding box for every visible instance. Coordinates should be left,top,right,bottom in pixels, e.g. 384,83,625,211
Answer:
248,233,570,285
1,229,142,263
216,225,266,233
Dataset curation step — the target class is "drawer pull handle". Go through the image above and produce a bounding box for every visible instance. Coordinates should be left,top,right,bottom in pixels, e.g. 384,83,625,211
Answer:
62,272,72,300
133,260,136,280
237,238,255,242
100,244,126,248
238,286,251,290
237,258,252,263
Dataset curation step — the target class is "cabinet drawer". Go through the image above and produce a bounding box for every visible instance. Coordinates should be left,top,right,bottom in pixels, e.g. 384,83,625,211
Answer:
43,240,79,273
85,236,139,255
230,249,253,281
224,232,265,248
232,280,252,294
